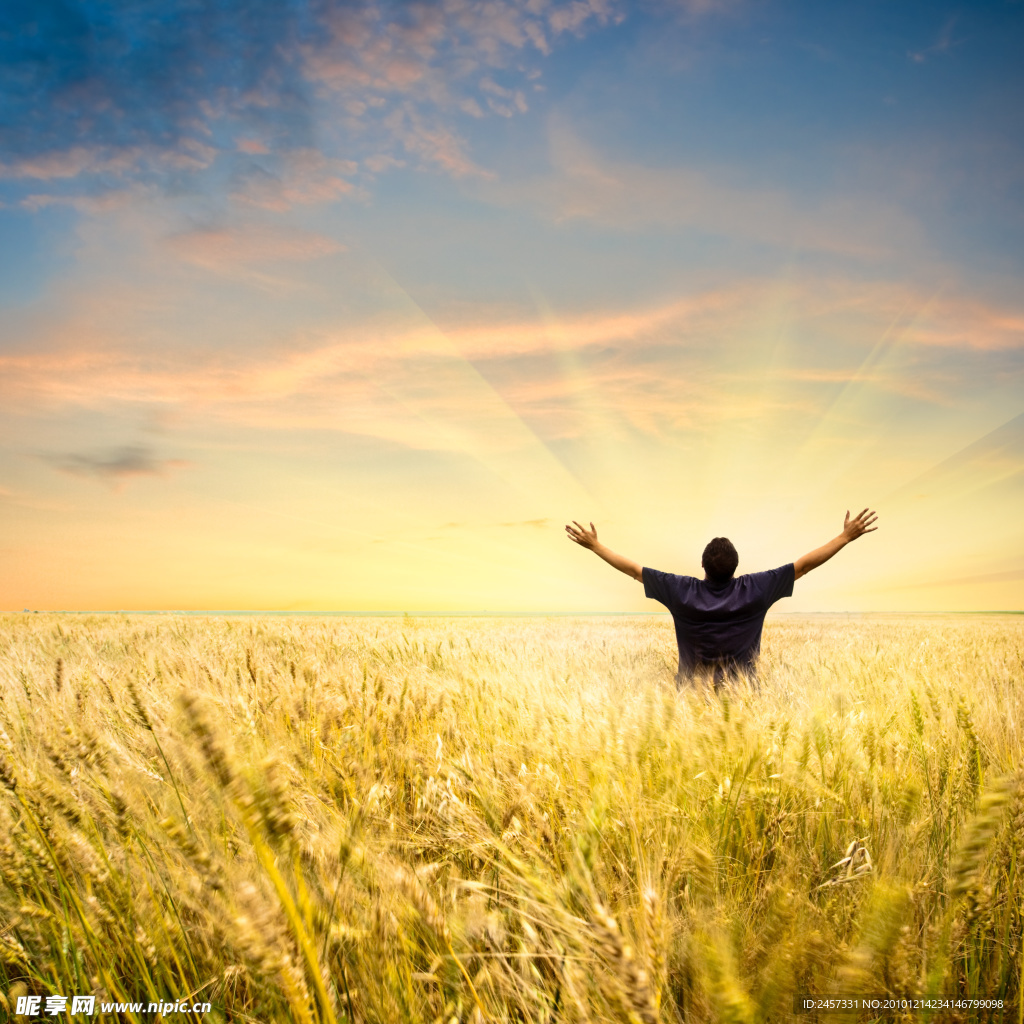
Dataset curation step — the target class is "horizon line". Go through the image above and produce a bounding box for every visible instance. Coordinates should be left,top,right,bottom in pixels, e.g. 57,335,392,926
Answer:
5,609,1023,617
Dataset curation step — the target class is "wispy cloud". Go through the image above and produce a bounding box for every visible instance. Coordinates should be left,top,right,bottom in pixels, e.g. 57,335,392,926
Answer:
229,150,362,211
908,16,960,64
885,567,1024,590
483,122,924,257
42,445,189,486
3,276,1020,456
0,0,635,200
0,1,308,178
166,224,344,271
441,517,553,529
1,147,154,181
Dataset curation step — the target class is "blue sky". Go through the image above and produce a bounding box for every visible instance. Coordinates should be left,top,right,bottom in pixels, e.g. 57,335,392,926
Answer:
1,0,1022,611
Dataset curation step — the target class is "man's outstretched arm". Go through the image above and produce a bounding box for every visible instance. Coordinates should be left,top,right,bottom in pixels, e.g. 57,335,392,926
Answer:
794,509,878,581
565,521,644,582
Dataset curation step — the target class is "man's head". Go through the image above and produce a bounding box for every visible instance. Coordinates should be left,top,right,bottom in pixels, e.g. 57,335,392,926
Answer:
702,537,738,585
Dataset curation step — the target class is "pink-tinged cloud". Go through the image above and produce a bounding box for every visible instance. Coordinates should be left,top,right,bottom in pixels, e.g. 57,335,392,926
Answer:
898,301,1024,351
1,0,731,204
166,225,345,270
479,77,529,117
442,289,746,357
383,107,493,179
0,141,216,181
448,280,1024,358
548,0,620,36
0,147,144,180
237,139,271,155
3,274,1018,462
364,154,407,173
0,298,752,453
231,150,359,211
300,1,636,179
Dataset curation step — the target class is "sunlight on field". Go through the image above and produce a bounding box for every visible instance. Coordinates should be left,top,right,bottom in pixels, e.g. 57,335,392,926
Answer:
1,613,1022,1022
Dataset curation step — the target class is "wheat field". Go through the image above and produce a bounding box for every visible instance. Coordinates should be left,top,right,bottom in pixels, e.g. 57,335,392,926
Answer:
0,612,1022,1023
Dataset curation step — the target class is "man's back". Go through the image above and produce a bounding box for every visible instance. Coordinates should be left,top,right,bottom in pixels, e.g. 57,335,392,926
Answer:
565,509,877,686
643,564,795,679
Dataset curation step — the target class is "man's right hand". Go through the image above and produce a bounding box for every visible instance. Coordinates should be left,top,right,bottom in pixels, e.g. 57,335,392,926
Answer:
842,509,878,542
565,521,644,581
794,507,878,580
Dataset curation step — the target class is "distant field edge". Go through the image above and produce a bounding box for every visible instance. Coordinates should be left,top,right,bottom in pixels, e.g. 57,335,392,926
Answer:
3,609,1023,617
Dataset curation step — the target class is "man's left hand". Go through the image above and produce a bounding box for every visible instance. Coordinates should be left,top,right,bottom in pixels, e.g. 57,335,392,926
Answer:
565,520,599,549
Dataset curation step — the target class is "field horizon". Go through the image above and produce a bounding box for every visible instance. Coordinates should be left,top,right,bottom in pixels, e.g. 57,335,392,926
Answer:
7,610,1023,618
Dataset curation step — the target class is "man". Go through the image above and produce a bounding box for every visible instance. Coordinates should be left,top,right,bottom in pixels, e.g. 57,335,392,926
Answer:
565,510,878,687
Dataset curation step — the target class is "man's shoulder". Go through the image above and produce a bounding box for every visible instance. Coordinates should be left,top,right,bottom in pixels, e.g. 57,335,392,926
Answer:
644,568,698,585
642,568,699,602
737,563,795,601
740,563,795,582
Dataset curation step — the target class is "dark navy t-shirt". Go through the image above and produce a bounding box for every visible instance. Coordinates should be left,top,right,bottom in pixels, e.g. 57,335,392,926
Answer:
642,563,795,678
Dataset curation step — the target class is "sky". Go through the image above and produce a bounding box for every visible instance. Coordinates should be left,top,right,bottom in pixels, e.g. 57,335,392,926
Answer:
1,0,1022,613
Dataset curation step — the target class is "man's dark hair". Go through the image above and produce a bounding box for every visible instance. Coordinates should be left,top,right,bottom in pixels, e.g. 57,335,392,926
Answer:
702,537,738,584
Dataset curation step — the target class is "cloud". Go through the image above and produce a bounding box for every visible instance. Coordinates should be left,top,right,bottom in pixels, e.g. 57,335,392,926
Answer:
483,123,925,258
895,301,1024,352
18,189,141,214
1,146,148,181
908,16,960,64
42,445,189,486
0,0,311,179
886,568,1024,590
0,0,639,198
166,224,344,270
4,275,1020,458
442,517,552,528
0,287,738,453
230,149,361,210
379,108,492,179
548,0,621,35
479,77,529,117
364,153,407,173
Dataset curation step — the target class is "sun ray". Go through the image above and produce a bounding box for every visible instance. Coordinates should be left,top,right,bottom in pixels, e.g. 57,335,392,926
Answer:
779,288,945,500
880,409,1024,509
362,258,598,511
701,273,803,528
